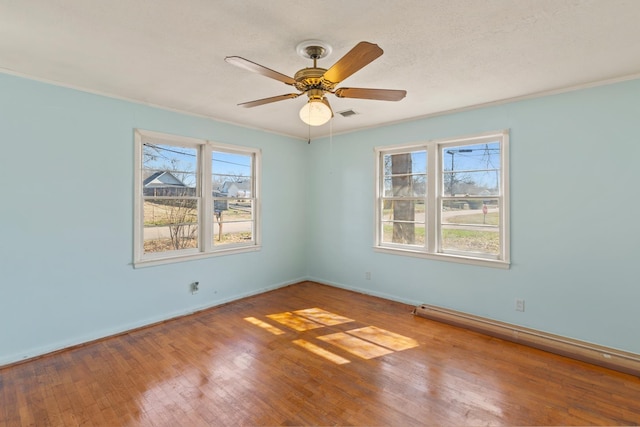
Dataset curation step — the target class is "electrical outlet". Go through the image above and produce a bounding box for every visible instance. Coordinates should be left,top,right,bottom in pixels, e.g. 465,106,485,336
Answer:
190,281,199,294
365,272,371,280
515,298,525,312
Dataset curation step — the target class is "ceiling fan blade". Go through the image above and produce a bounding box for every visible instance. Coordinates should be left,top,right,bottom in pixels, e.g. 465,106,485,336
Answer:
322,42,383,84
238,93,301,108
334,87,407,101
225,56,296,85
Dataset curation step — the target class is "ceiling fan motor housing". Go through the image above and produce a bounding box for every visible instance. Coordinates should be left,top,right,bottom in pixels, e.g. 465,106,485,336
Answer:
293,68,337,94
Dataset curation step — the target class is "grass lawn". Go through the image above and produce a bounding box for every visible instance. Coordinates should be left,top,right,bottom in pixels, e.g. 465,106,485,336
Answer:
446,211,499,226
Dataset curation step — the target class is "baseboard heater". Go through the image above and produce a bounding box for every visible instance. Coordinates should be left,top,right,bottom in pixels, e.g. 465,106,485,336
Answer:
413,303,640,377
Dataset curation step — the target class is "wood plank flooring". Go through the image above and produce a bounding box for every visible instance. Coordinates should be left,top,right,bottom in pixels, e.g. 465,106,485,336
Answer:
1,281,639,426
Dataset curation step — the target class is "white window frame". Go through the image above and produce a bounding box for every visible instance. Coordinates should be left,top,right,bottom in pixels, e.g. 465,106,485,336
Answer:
374,130,510,269
134,129,261,268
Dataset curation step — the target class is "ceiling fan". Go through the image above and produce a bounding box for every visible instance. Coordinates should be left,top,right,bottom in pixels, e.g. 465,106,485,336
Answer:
225,40,407,126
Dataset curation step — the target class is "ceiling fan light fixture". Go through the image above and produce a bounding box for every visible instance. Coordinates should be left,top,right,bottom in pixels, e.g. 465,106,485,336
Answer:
299,99,332,126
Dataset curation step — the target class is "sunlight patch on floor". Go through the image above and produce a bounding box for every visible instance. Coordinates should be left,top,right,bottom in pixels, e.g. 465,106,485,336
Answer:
243,317,285,335
318,332,394,359
293,339,351,365
347,326,419,351
245,308,419,365
266,312,325,331
293,308,354,326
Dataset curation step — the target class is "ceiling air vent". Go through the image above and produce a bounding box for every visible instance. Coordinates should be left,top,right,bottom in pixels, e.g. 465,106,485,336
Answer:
337,109,358,118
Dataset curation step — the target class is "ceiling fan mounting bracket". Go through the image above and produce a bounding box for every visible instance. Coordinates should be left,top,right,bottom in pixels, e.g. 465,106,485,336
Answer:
296,40,332,60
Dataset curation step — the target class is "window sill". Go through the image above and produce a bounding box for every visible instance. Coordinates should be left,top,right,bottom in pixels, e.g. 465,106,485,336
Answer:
134,245,261,268
373,246,510,269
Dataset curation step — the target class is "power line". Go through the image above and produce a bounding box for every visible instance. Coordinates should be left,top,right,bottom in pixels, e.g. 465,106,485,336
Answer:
144,143,250,168
144,143,195,157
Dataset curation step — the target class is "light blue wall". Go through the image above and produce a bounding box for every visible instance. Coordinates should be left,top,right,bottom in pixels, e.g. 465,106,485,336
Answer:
2,74,639,365
306,79,640,354
0,74,309,365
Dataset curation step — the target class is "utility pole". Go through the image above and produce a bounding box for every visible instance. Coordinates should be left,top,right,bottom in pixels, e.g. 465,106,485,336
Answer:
446,149,472,195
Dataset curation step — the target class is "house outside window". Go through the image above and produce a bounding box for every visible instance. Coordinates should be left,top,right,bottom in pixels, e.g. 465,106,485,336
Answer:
375,130,509,268
134,129,260,267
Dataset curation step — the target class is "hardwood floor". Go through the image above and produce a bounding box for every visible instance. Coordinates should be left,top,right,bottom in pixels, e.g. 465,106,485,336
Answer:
1,281,639,426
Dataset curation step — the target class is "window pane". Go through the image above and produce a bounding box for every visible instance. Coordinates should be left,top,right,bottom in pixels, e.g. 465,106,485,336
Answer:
383,151,426,174
142,144,197,195
442,198,498,212
143,198,199,253
442,170,500,196
383,151,427,197
212,151,253,196
381,221,425,246
380,199,426,245
442,142,500,196
213,200,254,246
383,175,426,197
441,202,500,256
212,150,254,247
381,200,425,221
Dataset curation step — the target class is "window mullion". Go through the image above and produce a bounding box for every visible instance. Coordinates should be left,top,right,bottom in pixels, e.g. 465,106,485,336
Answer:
500,131,510,263
426,144,438,253
252,152,261,246
133,132,144,261
374,150,383,246
201,144,212,253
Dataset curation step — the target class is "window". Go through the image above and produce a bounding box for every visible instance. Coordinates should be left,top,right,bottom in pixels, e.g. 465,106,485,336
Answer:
134,129,260,267
375,130,509,268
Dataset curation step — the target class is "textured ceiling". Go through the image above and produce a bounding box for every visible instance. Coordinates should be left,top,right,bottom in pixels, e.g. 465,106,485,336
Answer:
1,0,640,140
